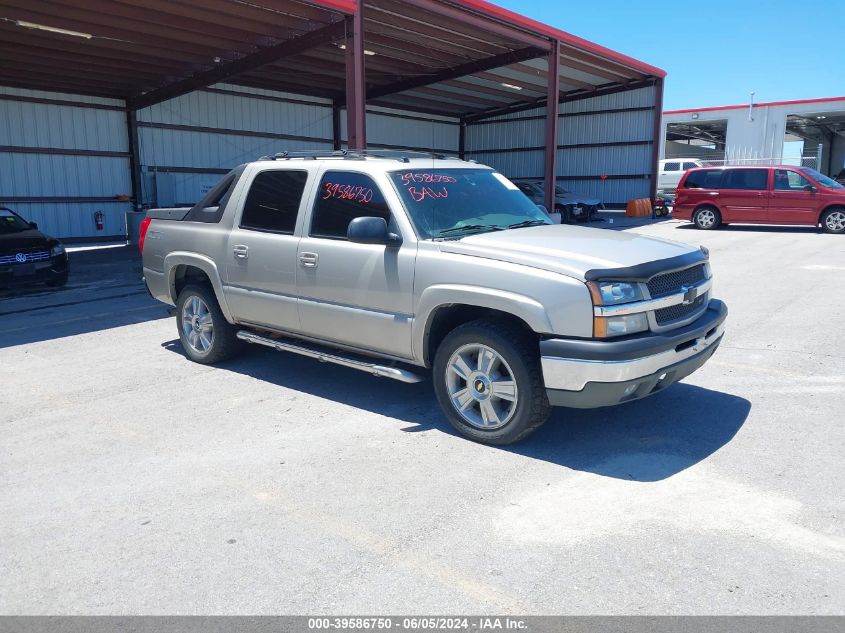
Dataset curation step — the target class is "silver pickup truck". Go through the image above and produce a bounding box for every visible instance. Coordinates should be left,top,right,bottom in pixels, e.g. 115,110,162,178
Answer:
140,151,727,445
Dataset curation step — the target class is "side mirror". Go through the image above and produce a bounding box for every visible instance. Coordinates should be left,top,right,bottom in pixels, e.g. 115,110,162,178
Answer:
29,221,38,229
804,184,817,193
347,216,402,246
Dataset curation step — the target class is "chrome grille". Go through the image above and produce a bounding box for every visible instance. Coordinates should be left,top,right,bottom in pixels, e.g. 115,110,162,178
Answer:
647,263,707,298
0,250,51,265
655,294,706,325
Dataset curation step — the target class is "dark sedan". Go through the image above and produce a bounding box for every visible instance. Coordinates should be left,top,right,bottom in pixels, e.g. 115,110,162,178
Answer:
0,207,68,289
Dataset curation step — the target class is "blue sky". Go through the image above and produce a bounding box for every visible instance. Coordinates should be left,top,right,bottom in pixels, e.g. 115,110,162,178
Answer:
494,0,845,111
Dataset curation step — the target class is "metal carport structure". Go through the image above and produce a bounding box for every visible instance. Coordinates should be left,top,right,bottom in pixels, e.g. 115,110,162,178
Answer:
0,0,665,239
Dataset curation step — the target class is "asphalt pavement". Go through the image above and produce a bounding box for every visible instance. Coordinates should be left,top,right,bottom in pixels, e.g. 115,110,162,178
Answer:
1,220,843,614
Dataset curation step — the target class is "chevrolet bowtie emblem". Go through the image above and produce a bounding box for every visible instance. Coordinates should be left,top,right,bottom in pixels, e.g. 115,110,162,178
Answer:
681,285,698,305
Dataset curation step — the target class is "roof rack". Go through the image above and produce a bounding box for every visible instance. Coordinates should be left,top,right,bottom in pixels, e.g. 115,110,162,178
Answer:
256,149,462,163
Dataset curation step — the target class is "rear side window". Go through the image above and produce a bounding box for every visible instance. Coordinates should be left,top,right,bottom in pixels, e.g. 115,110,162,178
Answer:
311,171,390,239
684,169,724,189
682,162,699,170
722,169,768,190
240,170,308,234
663,162,680,171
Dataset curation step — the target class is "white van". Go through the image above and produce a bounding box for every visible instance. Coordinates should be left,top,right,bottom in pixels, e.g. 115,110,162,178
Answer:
658,158,704,193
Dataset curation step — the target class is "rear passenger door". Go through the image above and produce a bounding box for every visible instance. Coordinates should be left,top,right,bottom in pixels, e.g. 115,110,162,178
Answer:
223,168,310,332
719,168,770,222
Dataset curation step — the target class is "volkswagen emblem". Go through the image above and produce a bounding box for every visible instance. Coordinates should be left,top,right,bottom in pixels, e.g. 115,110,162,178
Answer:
15,253,27,263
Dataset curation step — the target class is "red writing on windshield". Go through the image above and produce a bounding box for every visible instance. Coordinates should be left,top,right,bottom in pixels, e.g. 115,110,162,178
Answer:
400,172,457,186
322,182,374,203
407,186,449,202
400,172,456,202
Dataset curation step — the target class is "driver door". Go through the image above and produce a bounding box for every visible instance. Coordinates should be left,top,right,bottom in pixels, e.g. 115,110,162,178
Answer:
295,170,416,359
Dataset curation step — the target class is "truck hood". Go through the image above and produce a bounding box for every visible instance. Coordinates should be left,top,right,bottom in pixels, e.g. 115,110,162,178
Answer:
437,224,697,280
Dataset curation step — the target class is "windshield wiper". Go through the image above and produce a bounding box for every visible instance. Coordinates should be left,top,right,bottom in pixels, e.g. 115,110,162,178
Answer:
434,224,504,238
506,220,550,230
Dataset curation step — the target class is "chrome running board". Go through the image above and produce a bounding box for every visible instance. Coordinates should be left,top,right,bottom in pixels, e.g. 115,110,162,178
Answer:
236,330,424,384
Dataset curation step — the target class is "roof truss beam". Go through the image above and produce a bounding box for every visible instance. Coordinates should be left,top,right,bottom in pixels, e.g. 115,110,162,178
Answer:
361,45,546,104
128,19,347,110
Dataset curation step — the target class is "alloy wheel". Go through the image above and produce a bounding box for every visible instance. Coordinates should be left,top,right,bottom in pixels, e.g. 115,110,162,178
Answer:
445,343,518,430
181,295,214,354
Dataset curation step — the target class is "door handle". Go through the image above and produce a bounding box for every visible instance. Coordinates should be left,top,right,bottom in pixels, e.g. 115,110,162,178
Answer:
233,245,248,259
299,252,318,268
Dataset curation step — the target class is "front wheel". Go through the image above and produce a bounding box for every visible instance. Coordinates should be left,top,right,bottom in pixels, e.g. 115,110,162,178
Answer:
693,206,721,230
821,207,845,234
176,284,241,364
432,319,551,445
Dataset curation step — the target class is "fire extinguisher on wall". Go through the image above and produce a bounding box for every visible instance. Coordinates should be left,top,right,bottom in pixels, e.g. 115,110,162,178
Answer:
94,210,104,231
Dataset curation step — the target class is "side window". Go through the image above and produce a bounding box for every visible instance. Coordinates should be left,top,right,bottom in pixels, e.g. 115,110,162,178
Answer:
663,162,680,172
684,169,723,189
240,170,308,234
774,169,811,191
682,162,699,171
311,171,390,239
722,169,768,190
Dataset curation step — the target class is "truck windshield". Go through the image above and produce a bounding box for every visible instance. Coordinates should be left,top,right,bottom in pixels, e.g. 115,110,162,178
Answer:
389,169,551,238
801,167,844,190
0,209,33,234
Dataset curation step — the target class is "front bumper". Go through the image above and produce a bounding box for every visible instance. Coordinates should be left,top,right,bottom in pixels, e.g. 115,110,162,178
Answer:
541,299,727,408
0,255,68,288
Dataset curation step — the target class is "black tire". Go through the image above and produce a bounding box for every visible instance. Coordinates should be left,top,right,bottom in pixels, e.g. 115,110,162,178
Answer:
175,283,241,364
820,207,845,234
432,318,551,445
45,271,68,287
693,205,721,230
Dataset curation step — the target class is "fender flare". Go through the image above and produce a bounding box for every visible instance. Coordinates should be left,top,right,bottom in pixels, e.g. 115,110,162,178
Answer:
164,252,234,322
413,284,554,365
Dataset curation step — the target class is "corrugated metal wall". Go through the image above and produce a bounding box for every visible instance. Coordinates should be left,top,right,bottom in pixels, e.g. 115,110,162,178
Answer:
0,86,131,239
136,83,335,207
465,85,658,205
139,84,459,208
342,106,459,154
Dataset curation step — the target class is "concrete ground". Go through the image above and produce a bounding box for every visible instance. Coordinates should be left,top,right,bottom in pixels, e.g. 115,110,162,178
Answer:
1,219,843,615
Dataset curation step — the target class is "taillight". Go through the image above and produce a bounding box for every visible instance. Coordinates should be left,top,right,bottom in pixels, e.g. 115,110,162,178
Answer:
138,217,151,253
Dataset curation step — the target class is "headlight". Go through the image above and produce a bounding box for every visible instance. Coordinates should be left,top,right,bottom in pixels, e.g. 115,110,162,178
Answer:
588,281,644,305
587,280,649,338
50,243,65,257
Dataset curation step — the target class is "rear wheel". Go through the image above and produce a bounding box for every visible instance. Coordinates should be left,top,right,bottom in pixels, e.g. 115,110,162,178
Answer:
176,284,241,364
432,319,551,445
693,205,721,230
821,207,845,234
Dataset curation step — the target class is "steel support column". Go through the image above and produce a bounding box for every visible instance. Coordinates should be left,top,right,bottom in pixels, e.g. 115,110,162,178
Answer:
543,40,561,211
649,77,665,202
332,101,342,150
459,119,466,159
345,6,366,150
126,109,142,209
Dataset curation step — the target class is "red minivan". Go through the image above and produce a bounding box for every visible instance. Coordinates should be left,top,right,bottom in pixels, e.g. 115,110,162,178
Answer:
673,165,845,233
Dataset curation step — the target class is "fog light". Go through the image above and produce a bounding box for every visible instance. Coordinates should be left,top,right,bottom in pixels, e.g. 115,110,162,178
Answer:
623,384,638,396
658,373,668,382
